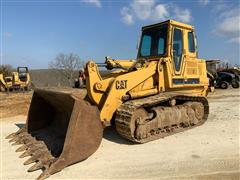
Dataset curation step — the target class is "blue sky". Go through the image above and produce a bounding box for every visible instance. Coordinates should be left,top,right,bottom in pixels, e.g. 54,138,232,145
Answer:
1,0,240,69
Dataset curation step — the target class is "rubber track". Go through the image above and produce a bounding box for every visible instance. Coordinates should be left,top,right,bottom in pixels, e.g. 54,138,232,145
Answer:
115,93,209,143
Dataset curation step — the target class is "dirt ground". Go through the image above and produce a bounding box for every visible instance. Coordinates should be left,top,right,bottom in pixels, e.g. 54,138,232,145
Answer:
0,92,32,118
0,88,239,180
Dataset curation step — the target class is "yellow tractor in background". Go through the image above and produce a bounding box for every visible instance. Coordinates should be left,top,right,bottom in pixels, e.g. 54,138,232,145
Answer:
0,75,12,91
0,67,31,92
7,20,209,179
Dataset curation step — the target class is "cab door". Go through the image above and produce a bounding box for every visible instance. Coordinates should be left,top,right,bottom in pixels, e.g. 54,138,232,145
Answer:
172,27,184,75
171,27,186,86
171,26,200,86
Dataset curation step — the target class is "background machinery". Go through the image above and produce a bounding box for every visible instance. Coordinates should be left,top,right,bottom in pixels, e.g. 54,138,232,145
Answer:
206,60,239,89
0,75,12,91
7,20,209,179
215,71,239,89
0,67,31,92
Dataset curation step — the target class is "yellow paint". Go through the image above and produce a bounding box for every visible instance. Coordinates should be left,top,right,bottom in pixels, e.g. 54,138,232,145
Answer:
0,67,31,91
85,19,209,123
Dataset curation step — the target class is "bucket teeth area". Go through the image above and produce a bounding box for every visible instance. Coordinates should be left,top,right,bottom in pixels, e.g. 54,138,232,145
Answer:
28,162,43,172
9,136,18,143
16,145,27,152
24,156,38,165
6,132,17,139
19,151,31,158
6,126,27,139
37,171,51,180
7,127,56,179
6,92,103,180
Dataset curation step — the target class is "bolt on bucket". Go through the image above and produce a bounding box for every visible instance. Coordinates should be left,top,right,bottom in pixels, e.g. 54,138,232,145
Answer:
6,89,103,179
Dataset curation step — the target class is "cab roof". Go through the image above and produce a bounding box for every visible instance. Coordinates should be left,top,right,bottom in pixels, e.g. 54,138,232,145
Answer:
142,19,194,30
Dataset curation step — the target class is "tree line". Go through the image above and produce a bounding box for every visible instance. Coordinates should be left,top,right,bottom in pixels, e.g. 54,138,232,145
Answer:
2,54,239,86
1,53,85,86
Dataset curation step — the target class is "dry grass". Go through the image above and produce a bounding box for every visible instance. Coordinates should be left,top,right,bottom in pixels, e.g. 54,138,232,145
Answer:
0,92,33,118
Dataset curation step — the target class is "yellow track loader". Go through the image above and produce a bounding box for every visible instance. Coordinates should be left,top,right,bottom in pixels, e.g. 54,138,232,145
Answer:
7,20,209,179
0,67,31,91
0,75,12,91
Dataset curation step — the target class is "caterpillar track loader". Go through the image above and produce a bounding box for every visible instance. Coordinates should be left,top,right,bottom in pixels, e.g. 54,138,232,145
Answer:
0,75,12,91
0,67,31,91
7,20,209,179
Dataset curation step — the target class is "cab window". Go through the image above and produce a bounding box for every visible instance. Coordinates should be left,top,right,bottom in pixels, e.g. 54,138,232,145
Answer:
188,32,195,53
140,35,151,56
138,25,168,58
158,38,165,55
173,28,183,71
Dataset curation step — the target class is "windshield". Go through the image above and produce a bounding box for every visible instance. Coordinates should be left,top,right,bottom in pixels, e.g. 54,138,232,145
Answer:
138,25,168,58
18,67,27,74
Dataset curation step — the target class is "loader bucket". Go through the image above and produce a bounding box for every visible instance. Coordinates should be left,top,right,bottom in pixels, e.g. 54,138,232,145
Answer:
6,89,103,179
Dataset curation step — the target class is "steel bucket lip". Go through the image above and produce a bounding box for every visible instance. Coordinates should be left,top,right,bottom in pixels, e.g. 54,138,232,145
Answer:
34,96,103,179
33,88,88,100
7,88,103,180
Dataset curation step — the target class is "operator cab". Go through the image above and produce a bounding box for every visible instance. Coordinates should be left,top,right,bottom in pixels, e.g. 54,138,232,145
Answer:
17,67,29,82
137,23,168,59
137,20,198,73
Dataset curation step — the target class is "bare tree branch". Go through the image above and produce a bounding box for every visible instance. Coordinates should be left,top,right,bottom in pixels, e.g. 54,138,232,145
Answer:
49,53,85,86
0,64,14,76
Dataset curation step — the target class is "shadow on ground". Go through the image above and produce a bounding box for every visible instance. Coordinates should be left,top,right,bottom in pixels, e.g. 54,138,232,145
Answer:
14,123,135,145
103,126,135,145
